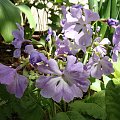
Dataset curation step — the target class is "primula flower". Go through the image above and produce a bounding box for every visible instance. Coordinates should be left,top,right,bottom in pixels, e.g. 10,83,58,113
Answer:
112,42,120,62
93,38,111,57
46,28,53,41
84,9,100,23
12,23,30,58
24,45,48,65
36,55,90,102
12,23,25,49
55,37,72,56
0,64,28,98
87,54,114,79
75,24,92,52
112,25,120,45
107,18,119,27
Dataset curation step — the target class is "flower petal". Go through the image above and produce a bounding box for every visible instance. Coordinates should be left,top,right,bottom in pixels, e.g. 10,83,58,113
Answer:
6,74,28,98
0,64,16,85
48,59,62,75
13,49,21,58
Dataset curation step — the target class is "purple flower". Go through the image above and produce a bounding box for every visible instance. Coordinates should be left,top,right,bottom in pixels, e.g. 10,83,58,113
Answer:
0,64,28,98
12,23,25,49
93,38,111,57
112,42,120,62
46,28,53,41
36,55,90,102
112,25,120,45
75,24,92,52
12,23,30,58
13,49,21,58
25,45,48,65
55,37,72,56
84,9,100,23
107,18,119,26
87,54,114,79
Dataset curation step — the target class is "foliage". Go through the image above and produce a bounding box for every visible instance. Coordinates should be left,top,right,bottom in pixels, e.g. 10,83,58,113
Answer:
0,0,21,42
1,0,120,120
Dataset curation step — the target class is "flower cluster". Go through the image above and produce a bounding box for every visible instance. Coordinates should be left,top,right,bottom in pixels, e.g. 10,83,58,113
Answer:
12,23,30,58
36,55,90,102
0,4,119,103
0,64,28,98
112,25,120,62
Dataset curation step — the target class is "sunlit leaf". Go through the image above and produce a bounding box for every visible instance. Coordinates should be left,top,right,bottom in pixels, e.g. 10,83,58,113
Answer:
90,79,102,91
0,0,21,42
17,4,36,29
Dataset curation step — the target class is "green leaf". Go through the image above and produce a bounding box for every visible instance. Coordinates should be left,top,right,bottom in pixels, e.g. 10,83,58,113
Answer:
34,3,46,9
111,0,117,18
23,105,44,120
90,79,102,91
66,111,86,120
54,0,63,3
113,55,120,78
99,0,111,38
0,0,21,42
86,90,105,109
103,75,111,88
70,91,106,120
17,4,36,29
88,0,94,10
98,0,103,12
53,112,69,120
53,111,86,120
88,0,98,13
70,101,106,120
105,80,120,120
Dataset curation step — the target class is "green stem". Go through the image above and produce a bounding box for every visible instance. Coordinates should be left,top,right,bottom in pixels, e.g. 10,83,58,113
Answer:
16,59,29,71
83,52,89,65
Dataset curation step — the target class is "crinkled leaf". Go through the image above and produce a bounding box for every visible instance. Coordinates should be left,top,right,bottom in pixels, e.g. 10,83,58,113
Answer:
105,80,120,120
0,0,21,42
52,111,86,120
70,91,106,120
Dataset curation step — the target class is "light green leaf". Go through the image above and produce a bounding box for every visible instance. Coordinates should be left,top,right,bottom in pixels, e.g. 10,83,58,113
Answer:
103,75,111,88
90,79,102,91
113,55,120,78
54,0,63,3
17,4,36,29
0,0,21,42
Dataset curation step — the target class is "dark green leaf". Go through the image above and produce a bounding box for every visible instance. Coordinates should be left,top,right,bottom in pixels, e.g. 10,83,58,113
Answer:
106,80,120,120
99,0,111,38
53,111,86,120
34,3,46,9
70,91,106,120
